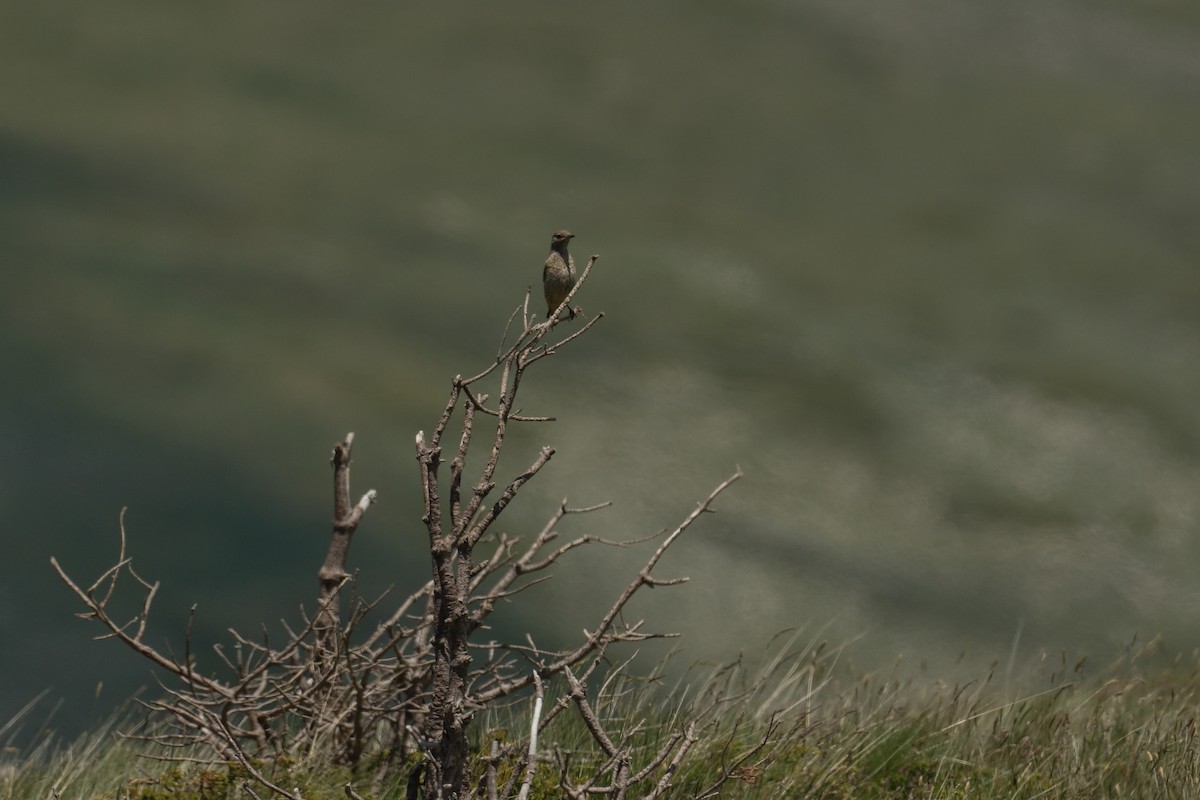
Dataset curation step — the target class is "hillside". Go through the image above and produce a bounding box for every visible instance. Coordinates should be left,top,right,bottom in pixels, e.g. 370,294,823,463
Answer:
3,1,1200,737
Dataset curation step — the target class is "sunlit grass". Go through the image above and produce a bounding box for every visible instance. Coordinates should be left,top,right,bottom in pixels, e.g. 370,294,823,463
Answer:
7,636,1200,799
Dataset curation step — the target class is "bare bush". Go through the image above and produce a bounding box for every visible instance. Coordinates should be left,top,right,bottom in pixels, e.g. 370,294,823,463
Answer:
52,250,753,799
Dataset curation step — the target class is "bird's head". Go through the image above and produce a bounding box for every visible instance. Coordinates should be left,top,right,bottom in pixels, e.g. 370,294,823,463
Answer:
551,229,575,247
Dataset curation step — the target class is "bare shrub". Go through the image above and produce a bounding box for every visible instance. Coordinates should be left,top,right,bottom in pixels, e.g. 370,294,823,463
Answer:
52,251,754,799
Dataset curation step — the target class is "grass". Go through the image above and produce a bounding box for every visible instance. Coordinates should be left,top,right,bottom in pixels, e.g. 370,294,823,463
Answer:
6,636,1200,799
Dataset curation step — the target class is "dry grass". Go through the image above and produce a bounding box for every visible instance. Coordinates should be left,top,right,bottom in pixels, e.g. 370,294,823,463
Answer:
7,635,1200,799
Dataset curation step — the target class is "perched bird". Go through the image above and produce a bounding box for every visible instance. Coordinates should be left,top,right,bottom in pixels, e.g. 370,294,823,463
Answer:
542,229,576,320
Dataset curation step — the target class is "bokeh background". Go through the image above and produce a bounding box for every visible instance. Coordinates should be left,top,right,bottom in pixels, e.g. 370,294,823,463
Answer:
4,1,1200,738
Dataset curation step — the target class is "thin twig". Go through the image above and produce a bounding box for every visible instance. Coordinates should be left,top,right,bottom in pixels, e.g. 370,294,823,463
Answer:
516,671,544,800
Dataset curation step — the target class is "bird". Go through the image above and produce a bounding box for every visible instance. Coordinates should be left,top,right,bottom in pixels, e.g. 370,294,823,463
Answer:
542,229,576,320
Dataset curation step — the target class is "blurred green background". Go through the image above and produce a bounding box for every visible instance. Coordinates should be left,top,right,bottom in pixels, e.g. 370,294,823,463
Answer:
4,1,1200,737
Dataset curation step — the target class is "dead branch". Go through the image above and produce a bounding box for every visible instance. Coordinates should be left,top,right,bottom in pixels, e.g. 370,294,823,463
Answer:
471,470,744,708
515,671,544,800
414,258,609,800
50,248,777,800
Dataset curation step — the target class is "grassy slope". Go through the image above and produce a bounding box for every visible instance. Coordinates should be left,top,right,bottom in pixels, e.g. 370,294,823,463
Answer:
3,0,1200,738
5,639,1199,799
